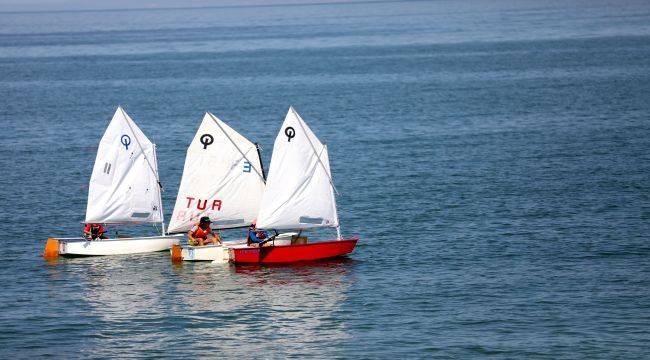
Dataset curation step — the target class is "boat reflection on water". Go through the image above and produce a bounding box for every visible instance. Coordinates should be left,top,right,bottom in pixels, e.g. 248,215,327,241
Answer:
173,257,358,356
41,253,180,357
234,257,357,285
43,253,358,357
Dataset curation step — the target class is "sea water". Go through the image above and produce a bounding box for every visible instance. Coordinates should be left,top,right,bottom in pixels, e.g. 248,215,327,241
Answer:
1,0,649,357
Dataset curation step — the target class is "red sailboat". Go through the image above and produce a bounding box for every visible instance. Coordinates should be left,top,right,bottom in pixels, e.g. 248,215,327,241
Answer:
231,238,358,264
230,107,358,264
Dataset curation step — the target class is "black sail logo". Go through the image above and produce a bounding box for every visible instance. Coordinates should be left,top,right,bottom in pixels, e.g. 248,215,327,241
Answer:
120,134,131,150
285,127,295,142
200,134,214,149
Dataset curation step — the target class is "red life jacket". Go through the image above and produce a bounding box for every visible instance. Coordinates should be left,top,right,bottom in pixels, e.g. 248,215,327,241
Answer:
84,224,105,235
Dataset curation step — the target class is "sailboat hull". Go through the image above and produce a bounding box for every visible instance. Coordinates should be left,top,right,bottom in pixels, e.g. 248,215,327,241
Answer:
180,241,244,262
231,238,358,264
52,236,181,257
178,233,298,261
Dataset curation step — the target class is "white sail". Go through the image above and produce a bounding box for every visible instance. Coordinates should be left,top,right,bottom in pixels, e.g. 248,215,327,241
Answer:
167,113,265,233
256,107,339,230
85,107,163,224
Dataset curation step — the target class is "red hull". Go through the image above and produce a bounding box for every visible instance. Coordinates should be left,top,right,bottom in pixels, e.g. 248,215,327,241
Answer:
232,238,358,264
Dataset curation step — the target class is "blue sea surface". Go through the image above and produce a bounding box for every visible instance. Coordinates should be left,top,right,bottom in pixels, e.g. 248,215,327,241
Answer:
1,0,650,358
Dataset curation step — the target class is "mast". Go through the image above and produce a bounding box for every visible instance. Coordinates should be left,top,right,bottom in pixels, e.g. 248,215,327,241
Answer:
152,143,166,236
323,145,342,240
255,142,266,182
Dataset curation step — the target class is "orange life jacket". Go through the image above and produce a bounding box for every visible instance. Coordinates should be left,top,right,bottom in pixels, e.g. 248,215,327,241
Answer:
191,224,212,239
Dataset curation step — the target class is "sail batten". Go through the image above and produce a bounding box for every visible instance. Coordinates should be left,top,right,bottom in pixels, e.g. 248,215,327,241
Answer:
256,108,339,230
85,107,163,224
167,113,265,233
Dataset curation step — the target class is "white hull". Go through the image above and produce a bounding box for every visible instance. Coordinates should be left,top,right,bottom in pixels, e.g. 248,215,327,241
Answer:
58,235,181,256
181,244,233,262
179,233,296,261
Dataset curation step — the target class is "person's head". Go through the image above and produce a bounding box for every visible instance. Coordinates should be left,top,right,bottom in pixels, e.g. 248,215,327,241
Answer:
250,219,257,229
90,223,100,228
199,216,211,229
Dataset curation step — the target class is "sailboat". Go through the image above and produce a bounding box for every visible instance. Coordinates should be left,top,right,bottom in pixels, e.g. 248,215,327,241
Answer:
43,107,180,258
229,107,358,264
167,112,295,262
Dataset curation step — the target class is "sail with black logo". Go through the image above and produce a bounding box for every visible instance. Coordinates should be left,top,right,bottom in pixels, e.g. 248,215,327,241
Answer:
43,106,178,259
85,106,164,224
167,112,265,234
229,107,358,264
255,106,339,231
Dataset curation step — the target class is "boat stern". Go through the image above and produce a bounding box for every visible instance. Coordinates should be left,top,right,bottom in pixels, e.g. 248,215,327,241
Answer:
171,243,183,263
43,237,60,259
171,244,234,262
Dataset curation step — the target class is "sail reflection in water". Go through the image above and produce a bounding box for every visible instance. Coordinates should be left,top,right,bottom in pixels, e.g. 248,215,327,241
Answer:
43,252,356,356
171,260,357,356
42,255,180,357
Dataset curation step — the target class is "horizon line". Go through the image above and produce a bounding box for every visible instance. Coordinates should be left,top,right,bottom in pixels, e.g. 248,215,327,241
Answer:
0,0,427,15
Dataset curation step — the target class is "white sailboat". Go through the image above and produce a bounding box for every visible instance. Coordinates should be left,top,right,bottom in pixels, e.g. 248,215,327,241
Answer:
229,107,357,264
167,112,288,262
44,107,180,258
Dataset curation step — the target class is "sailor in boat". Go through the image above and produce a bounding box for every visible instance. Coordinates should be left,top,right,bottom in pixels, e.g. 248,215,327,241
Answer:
188,216,222,246
246,219,271,247
83,223,107,240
